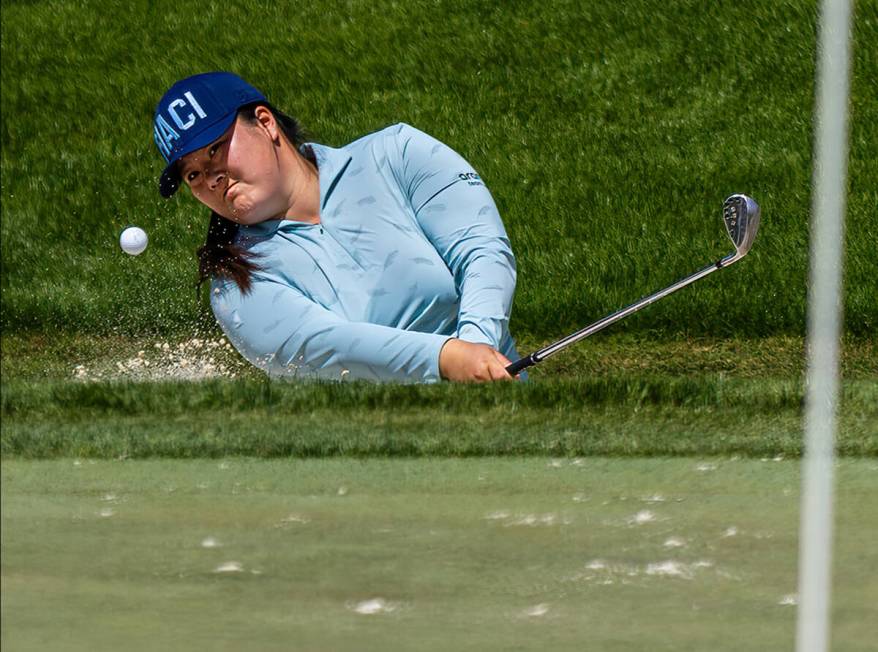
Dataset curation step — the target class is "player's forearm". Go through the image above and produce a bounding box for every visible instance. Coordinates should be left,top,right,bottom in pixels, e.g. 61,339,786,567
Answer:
452,246,517,349
225,315,451,383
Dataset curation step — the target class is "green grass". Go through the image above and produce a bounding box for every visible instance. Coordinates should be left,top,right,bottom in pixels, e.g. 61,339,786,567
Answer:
5,399,876,459
3,333,875,459
1,0,876,338
3,332,877,382
4,373,876,459
3,458,877,651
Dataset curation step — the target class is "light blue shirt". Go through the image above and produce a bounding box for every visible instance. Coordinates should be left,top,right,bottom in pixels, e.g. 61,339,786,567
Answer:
211,123,521,382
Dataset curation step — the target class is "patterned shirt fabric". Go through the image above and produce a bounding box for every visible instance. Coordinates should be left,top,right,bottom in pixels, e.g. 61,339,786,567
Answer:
211,123,521,382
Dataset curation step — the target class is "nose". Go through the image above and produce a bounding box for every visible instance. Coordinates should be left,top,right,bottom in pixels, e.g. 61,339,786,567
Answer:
208,168,226,192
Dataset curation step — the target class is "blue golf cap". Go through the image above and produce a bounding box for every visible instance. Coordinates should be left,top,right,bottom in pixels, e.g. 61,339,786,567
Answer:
153,72,266,198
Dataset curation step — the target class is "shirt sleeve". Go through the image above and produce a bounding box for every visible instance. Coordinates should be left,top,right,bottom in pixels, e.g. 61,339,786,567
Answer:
211,276,451,383
386,123,517,349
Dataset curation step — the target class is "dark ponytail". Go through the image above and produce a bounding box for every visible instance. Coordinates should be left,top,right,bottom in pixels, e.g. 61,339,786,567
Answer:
196,103,316,295
197,212,259,293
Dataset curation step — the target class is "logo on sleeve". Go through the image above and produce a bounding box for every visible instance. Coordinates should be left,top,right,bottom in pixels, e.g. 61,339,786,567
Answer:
458,172,483,186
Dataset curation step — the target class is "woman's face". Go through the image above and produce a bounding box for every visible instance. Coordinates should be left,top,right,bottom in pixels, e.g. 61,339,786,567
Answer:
178,108,288,225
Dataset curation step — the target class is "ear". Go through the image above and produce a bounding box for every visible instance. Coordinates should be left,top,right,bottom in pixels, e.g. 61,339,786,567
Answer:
253,105,281,143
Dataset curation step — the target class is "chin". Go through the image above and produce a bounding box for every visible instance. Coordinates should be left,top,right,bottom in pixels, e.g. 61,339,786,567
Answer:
228,201,260,225
230,195,270,225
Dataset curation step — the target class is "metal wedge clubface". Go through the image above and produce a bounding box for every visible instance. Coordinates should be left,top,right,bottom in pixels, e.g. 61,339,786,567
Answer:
506,195,761,376
722,194,761,262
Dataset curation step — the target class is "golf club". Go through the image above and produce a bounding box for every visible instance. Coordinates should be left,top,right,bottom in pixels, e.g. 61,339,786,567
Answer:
506,194,761,376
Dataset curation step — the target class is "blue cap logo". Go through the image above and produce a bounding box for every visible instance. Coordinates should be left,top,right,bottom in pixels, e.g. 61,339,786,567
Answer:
153,72,266,198
154,91,208,160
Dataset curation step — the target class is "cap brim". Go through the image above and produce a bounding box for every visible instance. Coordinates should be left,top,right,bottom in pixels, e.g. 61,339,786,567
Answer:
157,112,238,198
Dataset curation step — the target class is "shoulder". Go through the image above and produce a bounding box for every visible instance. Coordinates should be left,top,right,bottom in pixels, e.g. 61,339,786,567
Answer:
348,122,419,143
341,122,436,156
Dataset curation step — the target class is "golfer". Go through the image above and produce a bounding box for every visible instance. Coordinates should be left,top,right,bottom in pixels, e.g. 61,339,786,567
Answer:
153,72,523,383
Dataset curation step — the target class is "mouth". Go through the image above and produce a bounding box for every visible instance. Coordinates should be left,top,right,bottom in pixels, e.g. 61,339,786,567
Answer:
224,182,238,201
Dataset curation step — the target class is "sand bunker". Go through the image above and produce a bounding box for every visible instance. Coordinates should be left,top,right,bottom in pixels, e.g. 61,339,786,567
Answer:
72,337,246,382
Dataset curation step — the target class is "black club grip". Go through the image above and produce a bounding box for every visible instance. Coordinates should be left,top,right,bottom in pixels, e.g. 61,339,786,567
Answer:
505,354,538,377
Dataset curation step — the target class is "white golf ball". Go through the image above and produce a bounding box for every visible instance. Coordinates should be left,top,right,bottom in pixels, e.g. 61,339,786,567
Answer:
120,226,148,256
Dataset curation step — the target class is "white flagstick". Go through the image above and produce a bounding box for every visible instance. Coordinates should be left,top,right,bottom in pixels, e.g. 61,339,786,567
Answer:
797,1,853,651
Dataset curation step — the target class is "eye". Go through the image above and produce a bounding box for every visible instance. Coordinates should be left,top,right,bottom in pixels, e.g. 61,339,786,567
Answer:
187,170,200,183
209,140,223,157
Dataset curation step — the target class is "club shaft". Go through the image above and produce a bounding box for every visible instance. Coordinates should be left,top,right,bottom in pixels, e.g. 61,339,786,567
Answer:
507,252,738,375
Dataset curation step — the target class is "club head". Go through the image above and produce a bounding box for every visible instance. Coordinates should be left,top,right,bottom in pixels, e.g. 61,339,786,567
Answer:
722,194,761,258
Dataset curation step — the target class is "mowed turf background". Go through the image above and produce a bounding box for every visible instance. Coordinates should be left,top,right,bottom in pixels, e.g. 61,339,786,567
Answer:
1,0,876,338
2,5,877,649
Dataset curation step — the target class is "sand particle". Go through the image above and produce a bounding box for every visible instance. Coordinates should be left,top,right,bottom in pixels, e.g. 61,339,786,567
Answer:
351,598,397,615
523,604,550,617
630,510,657,525
214,561,243,573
